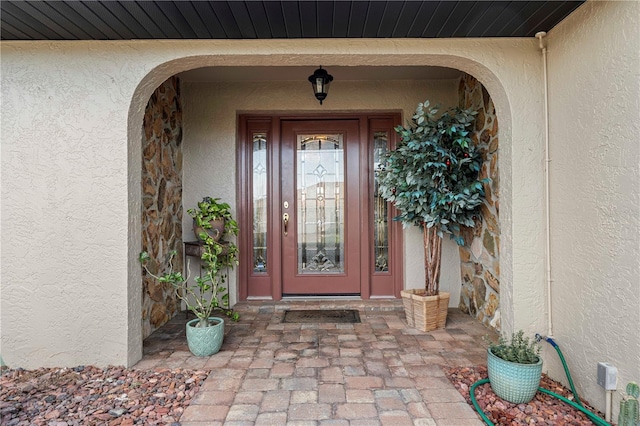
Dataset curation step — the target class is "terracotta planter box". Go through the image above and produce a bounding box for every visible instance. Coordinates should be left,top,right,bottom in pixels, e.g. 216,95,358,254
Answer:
401,289,450,331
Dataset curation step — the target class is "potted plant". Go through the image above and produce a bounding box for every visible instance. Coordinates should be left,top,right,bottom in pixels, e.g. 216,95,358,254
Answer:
140,197,239,357
487,330,543,404
376,100,485,331
188,196,239,243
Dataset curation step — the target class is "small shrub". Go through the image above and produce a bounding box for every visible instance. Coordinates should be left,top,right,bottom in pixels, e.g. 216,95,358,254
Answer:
489,330,541,364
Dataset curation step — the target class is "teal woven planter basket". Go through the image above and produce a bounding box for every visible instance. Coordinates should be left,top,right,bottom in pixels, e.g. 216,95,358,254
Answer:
186,317,225,357
487,347,543,404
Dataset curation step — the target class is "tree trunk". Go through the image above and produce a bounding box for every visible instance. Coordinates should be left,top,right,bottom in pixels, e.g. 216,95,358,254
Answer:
423,225,442,296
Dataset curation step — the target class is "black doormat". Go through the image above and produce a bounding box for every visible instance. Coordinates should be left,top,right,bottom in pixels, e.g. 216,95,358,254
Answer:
282,309,361,324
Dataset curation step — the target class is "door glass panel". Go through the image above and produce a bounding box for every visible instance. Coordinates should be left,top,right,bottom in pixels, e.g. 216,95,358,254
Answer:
297,134,344,274
253,133,268,273
373,131,389,272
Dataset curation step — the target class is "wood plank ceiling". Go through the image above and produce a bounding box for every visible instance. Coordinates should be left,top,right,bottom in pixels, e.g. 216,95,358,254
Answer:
1,1,585,41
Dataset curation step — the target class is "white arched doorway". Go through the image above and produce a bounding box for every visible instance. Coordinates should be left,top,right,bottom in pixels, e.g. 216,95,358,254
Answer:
126,44,524,367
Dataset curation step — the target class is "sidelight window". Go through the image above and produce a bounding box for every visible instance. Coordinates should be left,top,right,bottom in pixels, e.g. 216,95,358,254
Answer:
252,133,268,273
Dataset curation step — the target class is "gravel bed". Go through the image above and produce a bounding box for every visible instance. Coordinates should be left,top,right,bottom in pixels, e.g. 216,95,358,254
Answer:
0,366,209,425
444,365,608,425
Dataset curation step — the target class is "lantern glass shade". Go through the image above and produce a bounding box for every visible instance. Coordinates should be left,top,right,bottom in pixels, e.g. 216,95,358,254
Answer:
308,67,333,104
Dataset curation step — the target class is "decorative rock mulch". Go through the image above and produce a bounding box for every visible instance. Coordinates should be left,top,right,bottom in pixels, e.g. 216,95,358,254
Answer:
0,366,209,425
444,365,608,425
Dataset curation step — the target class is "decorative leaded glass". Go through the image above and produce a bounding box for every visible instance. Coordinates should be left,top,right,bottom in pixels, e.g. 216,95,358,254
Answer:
373,131,389,272
253,133,268,273
296,134,345,274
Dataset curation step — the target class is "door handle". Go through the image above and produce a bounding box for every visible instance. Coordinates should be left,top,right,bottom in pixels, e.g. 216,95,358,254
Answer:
283,213,289,236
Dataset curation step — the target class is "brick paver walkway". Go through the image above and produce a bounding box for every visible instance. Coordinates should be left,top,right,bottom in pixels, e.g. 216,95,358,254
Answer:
135,301,495,425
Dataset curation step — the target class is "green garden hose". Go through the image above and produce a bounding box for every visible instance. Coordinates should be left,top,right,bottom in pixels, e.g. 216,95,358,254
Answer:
470,336,610,426
537,334,584,408
470,379,495,425
537,387,608,426
470,379,610,426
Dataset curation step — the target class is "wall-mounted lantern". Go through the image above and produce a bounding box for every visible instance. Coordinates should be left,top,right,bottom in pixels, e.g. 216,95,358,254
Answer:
308,66,333,105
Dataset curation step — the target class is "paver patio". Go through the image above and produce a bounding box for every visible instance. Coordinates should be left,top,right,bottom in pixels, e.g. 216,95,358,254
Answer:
135,300,496,425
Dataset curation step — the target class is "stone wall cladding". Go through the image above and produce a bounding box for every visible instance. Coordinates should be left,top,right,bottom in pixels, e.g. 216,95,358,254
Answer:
141,76,183,339
458,74,501,330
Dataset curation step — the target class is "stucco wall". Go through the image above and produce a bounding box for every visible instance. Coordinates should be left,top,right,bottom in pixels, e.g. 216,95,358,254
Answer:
1,43,140,367
181,79,460,307
545,0,640,417
1,38,546,367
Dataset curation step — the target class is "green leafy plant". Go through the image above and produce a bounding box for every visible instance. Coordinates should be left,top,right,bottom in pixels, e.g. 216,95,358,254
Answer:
489,330,541,364
140,197,240,326
188,196,239,237
376,100,485,295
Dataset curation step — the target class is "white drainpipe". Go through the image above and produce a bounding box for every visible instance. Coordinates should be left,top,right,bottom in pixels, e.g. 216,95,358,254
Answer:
536,31,553,338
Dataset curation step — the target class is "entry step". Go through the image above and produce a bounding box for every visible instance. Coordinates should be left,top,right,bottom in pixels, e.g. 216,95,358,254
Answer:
234,299,404,314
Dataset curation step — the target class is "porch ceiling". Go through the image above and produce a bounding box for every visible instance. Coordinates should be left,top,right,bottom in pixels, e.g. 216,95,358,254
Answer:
1,1,585,41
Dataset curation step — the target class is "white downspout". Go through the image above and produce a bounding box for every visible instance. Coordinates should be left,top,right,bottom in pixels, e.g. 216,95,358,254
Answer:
536,31,553,338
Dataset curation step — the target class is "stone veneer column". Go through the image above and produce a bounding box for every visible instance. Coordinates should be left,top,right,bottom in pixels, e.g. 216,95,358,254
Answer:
458,74,501,330
141,76,183,339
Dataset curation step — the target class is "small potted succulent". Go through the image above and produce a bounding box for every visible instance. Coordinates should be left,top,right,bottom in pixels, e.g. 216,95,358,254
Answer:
376,100,485,331
487,330,543,404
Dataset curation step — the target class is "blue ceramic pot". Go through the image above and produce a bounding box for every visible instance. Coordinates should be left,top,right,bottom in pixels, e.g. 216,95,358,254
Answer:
487,347,543,404
185,317,225,357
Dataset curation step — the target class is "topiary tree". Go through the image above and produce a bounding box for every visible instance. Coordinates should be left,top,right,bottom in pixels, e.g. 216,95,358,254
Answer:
376,100,486,296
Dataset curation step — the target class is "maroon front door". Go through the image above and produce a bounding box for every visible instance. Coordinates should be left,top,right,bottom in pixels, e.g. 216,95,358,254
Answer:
280,119,361,295
239,113,403,301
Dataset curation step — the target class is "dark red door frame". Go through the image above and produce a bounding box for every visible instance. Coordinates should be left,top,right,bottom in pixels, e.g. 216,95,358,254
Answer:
237,112,403,301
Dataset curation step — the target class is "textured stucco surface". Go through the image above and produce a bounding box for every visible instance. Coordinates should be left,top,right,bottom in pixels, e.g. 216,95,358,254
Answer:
1,38,546,367
1,44,140,367
545,0,640,417
182,79,460,307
